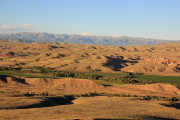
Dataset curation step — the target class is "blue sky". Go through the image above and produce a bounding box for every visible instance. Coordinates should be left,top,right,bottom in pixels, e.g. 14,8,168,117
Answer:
0,0,180,40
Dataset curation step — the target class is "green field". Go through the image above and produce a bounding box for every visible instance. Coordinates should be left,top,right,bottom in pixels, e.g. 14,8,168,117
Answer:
1,67,180,88
136,74,180,87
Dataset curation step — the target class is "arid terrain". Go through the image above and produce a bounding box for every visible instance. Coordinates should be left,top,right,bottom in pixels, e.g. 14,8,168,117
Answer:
1,42,180,120
0,41,180,75
1,76,180,120
1,0,180,119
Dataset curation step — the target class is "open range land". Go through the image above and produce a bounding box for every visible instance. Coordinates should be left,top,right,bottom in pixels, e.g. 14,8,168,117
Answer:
1,41,180,120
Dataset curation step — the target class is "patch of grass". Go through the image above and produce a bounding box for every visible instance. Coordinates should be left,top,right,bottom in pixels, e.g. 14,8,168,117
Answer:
0,71,56,78
56,71,138,85
136,74,180,87
94,80,113,86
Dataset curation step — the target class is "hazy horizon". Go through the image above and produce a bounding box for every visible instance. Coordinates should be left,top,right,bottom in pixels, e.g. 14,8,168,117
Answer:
1,0,180,40
1,31,179,41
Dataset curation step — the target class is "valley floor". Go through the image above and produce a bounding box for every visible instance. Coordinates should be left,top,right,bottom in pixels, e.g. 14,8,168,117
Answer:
1,72,180,120
0,96,180,120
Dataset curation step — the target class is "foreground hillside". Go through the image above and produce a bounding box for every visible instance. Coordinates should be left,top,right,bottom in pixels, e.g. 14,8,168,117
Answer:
1,96,180,120
1,76,180,120
0,41,180,75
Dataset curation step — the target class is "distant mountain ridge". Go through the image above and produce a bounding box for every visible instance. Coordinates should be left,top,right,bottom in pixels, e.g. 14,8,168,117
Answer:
0,32,178,46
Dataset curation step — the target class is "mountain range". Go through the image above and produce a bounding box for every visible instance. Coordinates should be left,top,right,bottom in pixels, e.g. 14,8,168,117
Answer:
0,32,179,46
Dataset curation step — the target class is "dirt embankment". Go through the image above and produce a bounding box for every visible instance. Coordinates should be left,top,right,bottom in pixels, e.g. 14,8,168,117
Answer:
0,77,104,94
0,76,180,97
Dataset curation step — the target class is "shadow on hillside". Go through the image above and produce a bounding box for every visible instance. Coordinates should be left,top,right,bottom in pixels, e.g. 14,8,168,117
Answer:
93,118,133,120
0,75,8,83
74,116,177,120
11,77,28,85
140,116,177,120
103,56,138,71
0,75,28,85
160,103,180,110
2,96,75,109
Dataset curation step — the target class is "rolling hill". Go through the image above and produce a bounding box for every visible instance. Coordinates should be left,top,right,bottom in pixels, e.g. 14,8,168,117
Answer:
1,41,180,120
0,41,180,75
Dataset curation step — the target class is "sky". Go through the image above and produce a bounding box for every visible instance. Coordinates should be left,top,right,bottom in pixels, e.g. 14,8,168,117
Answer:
0,0,180,40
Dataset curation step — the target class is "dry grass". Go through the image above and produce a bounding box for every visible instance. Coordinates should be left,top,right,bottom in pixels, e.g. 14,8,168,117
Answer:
1,42,180,120
0,41,180,75
0,96,180,120
1,77,180,98
0,74,180,120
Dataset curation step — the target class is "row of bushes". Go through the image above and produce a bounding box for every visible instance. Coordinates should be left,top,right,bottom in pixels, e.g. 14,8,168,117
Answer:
24,92,49,97
56,71,139,84
0,66,55,73
79,92,180,102
22,90,180,102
